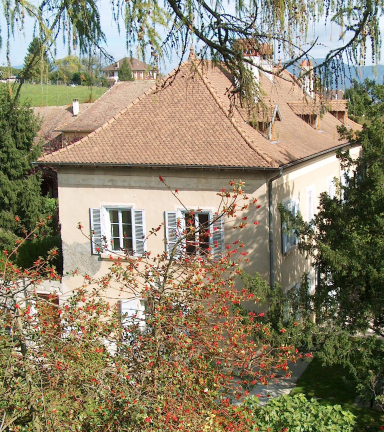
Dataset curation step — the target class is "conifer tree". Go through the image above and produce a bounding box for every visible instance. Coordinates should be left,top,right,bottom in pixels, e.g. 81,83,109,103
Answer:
21,37,51,83
118,58,134,81
0,86,45,247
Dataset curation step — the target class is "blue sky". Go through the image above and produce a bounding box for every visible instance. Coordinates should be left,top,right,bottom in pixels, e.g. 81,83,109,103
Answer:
1,3,383,74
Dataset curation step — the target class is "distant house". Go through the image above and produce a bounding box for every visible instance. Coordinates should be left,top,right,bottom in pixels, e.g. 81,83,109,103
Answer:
35,80,154,196
35,80,155,149
38,50,361,299
58,80,155,140
102,57,156,82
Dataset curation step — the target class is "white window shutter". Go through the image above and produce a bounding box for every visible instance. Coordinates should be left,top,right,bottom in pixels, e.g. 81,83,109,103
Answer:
293,200,300,246
327,177,336,199
133,210,146,256
120,298,145,329
307,187,315,222
340,170,348,201
210,214,224,260
164,211,181,258
90,208,102,254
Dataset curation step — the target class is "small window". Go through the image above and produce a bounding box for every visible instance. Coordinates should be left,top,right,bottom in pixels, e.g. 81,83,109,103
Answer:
89,207,146,256
109,209,133,251
184,211,210,255
164,210,224,260
282,199,299,255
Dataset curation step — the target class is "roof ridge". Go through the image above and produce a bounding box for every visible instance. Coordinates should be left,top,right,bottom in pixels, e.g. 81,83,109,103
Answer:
192,61,276,167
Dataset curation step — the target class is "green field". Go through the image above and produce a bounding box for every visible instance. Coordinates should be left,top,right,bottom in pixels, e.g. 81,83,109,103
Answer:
17,83,108,107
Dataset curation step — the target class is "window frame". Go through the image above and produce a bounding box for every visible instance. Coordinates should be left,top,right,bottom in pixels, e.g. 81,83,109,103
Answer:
281,198,299,255
181,210,211,256
104,207,134,252
90,206,146,257
164,209,224,260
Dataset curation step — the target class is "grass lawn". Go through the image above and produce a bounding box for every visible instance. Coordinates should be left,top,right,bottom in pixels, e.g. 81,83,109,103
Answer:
17,83,108,107
291,356,384,431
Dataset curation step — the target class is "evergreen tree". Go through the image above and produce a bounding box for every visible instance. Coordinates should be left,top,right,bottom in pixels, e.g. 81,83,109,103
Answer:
118,58,134,81
277,117,384,408
0,86,45,248
22,38,51,83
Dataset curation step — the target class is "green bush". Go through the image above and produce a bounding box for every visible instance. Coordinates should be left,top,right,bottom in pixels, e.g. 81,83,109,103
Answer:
242,393,355,431
15,235,62,274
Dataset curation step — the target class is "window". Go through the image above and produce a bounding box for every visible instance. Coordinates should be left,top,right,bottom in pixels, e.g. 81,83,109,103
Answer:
164,210,224,260
90,207,146,256
184,211,210,255
282,199,299,255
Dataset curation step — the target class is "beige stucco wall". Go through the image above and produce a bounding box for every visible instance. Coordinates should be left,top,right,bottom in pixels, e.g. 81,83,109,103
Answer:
57,167,270,296
271,145,361,290
57,145,360,298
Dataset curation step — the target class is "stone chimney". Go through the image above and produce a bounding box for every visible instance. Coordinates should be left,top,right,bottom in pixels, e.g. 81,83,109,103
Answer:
72,99,79,117
300,60,314,98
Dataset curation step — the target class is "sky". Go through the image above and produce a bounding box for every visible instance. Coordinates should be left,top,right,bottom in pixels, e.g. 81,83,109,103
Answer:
0,2,383,74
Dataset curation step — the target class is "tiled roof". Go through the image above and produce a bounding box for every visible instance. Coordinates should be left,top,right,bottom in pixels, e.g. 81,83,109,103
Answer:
34,104,92,141
102,57,152,72
38,60,361,169
59,81,155,133
288,101,322,115
324,99,348,112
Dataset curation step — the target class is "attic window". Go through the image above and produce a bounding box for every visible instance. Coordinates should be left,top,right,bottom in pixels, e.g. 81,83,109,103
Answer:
250,104,282,142
299,114,319,129
288,102,321,130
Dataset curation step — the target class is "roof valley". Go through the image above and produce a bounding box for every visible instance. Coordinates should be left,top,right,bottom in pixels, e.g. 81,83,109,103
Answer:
193,61,276,167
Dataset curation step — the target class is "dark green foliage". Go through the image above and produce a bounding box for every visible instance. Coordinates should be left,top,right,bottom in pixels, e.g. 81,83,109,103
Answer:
242,393,355,431
345,79,384,121
240,272,316,352
292,356,384,431
277,117,384,409
118,58,134,81
15,234,62,274
0,85,46,249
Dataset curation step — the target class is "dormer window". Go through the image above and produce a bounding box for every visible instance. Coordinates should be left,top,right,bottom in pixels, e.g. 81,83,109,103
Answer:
288,102,321,130
250,104,282,141
325,100,349,125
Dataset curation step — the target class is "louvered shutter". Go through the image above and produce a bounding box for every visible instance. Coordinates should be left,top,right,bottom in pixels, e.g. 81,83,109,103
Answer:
292,200,300,246
120,298,146,329
90,208,102,254
327,177,336,199
120,298,139,327
211,214,224,261
307,187,315,222
133,210,146,256
340,170,348,201
165,211,181,259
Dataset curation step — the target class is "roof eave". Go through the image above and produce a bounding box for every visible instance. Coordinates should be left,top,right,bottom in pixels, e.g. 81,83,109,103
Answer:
33,161,280,171
281,141,359,170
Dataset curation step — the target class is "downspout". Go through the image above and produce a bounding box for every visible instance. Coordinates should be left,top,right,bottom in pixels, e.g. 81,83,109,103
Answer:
268,167,283,288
